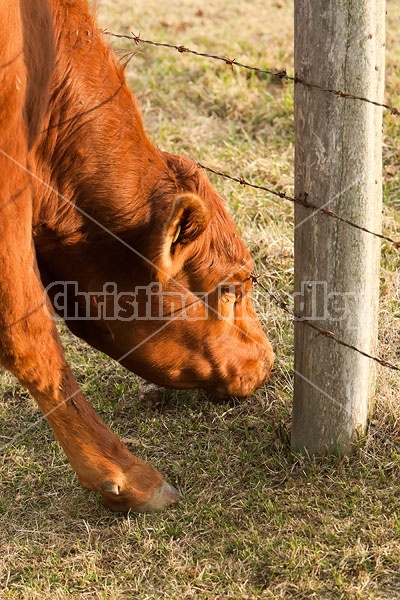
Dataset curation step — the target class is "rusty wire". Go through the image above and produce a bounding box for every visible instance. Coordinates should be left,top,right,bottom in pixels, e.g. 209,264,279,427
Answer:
257,282,400,373
103,30,400,117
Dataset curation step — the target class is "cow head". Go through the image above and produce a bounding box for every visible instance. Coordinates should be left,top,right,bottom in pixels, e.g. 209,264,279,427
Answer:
42,154,274,399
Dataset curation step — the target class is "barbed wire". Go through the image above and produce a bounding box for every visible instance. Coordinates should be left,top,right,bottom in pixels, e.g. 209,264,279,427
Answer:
257,281,400,373
197,163,400,250
103,30,400,117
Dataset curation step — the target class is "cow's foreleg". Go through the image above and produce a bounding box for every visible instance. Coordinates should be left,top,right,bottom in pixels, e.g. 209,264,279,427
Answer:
0,177,179,514
32,363,180,513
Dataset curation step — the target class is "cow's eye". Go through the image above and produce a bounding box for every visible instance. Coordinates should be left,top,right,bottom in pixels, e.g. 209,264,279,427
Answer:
219,286,236,305
221,286,232,295
220,283,244,302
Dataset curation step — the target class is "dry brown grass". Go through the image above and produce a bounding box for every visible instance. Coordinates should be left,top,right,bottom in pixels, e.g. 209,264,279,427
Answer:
0,0,399,598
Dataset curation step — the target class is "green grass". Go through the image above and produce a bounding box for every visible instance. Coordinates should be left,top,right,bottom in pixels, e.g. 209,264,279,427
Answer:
1,0,399,598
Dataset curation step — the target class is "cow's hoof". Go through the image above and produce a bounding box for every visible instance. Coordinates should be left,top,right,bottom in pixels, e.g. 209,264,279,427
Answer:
100,480,182,513
136,481,182,513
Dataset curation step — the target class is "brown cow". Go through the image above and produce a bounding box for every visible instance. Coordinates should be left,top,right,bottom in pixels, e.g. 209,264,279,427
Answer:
0,0,274,512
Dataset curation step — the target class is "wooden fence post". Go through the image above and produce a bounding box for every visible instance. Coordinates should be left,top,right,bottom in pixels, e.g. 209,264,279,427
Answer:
292,1,386,454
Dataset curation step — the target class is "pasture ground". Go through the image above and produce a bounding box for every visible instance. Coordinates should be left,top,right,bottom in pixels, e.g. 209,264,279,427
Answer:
1,0,399,597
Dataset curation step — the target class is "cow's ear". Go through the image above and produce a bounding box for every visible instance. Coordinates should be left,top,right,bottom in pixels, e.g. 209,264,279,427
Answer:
155,193,210,283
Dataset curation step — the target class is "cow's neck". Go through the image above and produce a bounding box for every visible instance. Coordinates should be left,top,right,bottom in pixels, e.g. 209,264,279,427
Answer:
33,0,166,283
